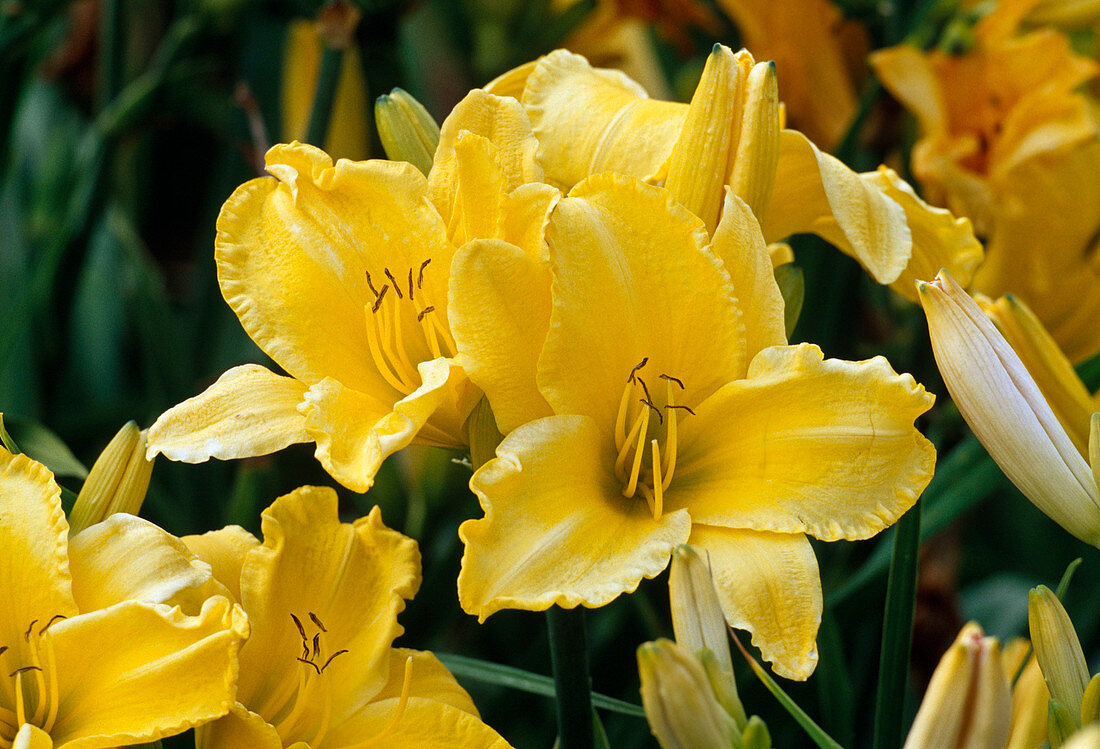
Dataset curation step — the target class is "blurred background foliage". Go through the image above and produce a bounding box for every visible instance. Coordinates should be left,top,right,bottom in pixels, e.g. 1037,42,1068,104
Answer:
4,0,1100,746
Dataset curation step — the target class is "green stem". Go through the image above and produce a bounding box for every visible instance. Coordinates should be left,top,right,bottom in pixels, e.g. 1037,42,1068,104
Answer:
872,500,922,749
96,0,124,113
547,607,595,749
306,45,344,147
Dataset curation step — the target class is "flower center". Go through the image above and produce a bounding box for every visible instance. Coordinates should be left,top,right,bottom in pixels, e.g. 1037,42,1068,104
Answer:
269,612,350,748
363,259,456,396
0,616,66,748
613,358,694,519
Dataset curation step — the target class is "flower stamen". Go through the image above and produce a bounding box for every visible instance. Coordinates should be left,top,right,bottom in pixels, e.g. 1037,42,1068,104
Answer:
623,405,651,498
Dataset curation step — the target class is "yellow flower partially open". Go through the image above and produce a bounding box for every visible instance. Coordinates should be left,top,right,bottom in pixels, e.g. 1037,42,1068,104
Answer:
147,90,560,493
453,174,935,680
0,447,248,749
186,487,511,748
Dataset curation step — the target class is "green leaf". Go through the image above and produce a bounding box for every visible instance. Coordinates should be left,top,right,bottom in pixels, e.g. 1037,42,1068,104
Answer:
730,634,844,749
434,653,646,718
2,415,88,479
773,263,805,339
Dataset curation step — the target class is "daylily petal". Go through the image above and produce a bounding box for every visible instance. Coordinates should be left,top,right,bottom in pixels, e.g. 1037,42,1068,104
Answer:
323,697,512,748
236,488,420,735
670,343,935,541
522,49,686,189
710,192,787,360
441,133,509,247
688,524,822,681
458,415,691,621
13,724,52,749
500,182,560,261
49,597,247,749
868,45,948,136
763,129,912,285
449,239,553,434
216,143,451,392
194,703,283,749
146,364,310,463
428,89,542,221
483,59,538,100
539,173,746,430
862,167,984,302
183,526,261,607
302,358,472,492
368,648,478,716
0,449,77,671
68,514,231,617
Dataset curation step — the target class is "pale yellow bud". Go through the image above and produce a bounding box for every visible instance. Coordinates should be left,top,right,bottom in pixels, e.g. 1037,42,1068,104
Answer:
1081,673,1100,725
375,87,441,177
1030,585,1090,720
69,422,154,535
669,544,734,675
918,271,1100,547
903,622,1012,749
638,639,739,749
728,59,779,219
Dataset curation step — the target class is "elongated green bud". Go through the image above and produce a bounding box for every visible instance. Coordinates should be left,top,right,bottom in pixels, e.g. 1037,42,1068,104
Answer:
69,422,153,534
1030,585,1090,721
1052,699,1080,747
376,87,440,177
740,716,771,749
638,639,739,749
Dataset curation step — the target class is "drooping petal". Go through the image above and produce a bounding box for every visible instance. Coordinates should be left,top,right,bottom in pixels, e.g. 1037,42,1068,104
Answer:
48,597,247,749
236,488,420,736
194,703,283,749
68,514,231,617
539,173,746,431
367,649,478,716
669,343,935,541
183,526,261,606
146,364,310,464
216,143,451,393
763,130,912,285
709,192,787,360
688,524,822,681
449,239,553,434
301,358,473,492
0,449,77,672
521,49,686,189
458,415,691,621
323,697,512,749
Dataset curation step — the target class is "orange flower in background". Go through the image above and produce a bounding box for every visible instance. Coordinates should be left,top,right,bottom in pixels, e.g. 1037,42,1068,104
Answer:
872,2,1100,361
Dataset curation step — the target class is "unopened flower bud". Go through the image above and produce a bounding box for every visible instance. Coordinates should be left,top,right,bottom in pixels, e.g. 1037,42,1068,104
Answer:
903,622,1011,749
740,716,772,749
1081,674,1100,725
638,639,739,749
729,58,779,219
69,422,154,534
1051,699,1080,748
669,544,733,675
375,87,440,177
1029,585,1090,721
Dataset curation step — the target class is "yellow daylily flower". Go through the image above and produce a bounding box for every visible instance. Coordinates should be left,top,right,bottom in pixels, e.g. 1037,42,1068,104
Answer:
871,8,1100,361
454,174,935,680
484,44,982,302
185,486,511,748
713,0,868,150
1003,638,1051,749
0,446,248,749
147,89,560,492
917,271,1100,547
904,623,1012,749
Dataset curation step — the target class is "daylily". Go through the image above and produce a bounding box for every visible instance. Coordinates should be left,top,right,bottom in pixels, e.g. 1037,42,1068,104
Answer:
452,173,935,680
67,420,153,535
484,44,982,303
871,5,1100,361
903,623,1012,749
917,271,1100,547
0,446,248,749
147,88,560,492
184,486,511,748
1003,638,1051,749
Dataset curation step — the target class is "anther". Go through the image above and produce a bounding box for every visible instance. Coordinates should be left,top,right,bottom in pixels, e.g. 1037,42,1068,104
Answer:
312,633,322,660
407,268,415,301
319,649,349,673
667,404,696,416
39,615,67,636
384,268,403,298
297,657,322,675
372,285,390,312
309,613,327,632
417,306,435,322
291,614,308,642
659,374,685,390
0,646,7,657
628,357,649,383
417,258,431,288
640,398,664,424
9,666,41,678
24,621,37,641
365,270,380,298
